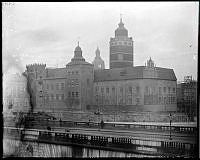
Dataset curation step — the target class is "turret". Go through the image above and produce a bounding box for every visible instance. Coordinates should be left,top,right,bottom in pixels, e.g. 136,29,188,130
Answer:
92,47,105,70
26,63,46,79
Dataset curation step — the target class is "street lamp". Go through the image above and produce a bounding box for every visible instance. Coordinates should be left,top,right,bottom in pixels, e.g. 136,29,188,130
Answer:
169,113,172,140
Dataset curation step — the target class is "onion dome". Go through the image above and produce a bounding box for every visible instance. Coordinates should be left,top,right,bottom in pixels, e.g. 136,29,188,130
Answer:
74,42,83,58
66,42,93,66
115,18,128,37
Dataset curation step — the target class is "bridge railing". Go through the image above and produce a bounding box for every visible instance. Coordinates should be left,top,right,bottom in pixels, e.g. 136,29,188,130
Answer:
21,120,197,134
4,126,197,157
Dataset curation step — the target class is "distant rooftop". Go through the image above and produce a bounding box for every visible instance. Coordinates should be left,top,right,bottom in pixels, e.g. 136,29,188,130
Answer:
94,66,177,82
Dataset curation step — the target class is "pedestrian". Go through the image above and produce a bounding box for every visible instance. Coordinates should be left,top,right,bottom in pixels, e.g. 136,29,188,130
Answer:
100,120,104,129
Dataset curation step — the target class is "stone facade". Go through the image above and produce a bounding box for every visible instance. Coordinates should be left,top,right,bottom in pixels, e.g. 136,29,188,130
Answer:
177,78,197,118
93,63,177,112
23,19,177,120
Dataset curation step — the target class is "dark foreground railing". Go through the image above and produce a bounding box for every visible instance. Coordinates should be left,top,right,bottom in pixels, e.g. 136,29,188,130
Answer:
4,127,197,158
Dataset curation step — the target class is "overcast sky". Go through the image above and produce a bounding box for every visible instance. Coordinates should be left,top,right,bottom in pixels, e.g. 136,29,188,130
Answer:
2,2,199,81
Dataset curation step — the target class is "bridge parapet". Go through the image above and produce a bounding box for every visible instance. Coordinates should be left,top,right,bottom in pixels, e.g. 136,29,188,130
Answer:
4,127,197,157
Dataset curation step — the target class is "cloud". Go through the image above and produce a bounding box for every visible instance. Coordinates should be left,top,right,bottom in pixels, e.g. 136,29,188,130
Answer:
2,2,198,81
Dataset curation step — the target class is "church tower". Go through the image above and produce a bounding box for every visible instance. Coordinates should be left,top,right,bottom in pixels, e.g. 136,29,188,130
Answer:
109,17,134,69
92,47,105,70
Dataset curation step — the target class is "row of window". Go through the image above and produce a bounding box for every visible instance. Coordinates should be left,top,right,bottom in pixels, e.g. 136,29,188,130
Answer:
95,96,140,105
3,99,29,107
145,86,176,95
45,94,65,101
111,41,132,46
96,86,140,94
159,87,176,94
46,83,65,90
144,95,176,105
67,70,79,75
68,91,79,98
68,79,79,87
110,53,133,61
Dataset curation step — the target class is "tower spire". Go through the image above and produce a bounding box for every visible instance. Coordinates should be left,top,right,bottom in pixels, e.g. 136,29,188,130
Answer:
120,13,122,23
77,36,80,46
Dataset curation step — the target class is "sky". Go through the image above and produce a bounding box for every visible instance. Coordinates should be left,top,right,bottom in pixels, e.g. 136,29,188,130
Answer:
2,2,199,81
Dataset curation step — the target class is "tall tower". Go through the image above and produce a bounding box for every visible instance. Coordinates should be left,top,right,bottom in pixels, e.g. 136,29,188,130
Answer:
92,47,105,70
109,17,133,69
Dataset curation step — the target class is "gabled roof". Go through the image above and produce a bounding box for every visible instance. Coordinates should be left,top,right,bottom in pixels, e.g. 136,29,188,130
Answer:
94,66,177,82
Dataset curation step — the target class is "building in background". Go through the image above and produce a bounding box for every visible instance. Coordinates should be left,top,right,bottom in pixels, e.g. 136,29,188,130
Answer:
3,73,30,116
177,76,197,121
109,18,134,69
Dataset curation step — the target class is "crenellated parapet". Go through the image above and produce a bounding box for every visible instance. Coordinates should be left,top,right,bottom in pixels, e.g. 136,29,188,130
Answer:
26,63,46,72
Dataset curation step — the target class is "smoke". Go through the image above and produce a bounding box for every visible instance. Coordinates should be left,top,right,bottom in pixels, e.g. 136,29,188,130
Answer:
3,53,25,75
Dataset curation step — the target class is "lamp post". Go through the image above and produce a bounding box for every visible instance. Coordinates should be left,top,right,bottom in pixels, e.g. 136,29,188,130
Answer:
169,113,172,140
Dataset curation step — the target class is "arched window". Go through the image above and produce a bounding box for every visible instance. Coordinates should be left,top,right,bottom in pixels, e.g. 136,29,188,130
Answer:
129,86,132,94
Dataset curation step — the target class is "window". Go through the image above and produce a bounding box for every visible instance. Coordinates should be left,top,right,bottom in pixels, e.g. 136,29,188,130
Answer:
75,79,79,86
136,98,139,103
61,94,64,100
124,42,127,45
76,71,79,75
118,54,123,60
56,94,59,100
159,97,162,104
129,87,132,94
136,86,140,94
61,83,64,90
159,87,161,94
76,92,79,97
112,87,115,93
163,87,166,93
96,86,99,92
164,97,166,104
56,83,59,90
71,80,74,86
59,95,62,100
173,88,175,93
72,92,74,97
128,97,132,104
101,87,104,93
51,94,54,100
120,87,123,93
168,87,170,93
106,88,109,94
128,42,131,45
